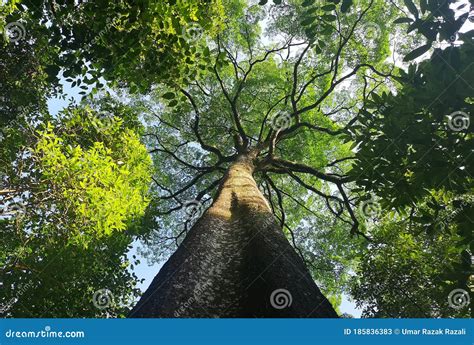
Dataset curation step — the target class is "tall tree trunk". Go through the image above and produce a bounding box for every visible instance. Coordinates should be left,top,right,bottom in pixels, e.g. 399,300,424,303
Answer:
129,153,338,317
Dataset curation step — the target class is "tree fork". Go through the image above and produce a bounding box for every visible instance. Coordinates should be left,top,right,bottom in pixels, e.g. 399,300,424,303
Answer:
129,154,338,317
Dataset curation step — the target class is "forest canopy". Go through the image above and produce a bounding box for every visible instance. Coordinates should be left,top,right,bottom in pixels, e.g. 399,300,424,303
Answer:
0,0,472,318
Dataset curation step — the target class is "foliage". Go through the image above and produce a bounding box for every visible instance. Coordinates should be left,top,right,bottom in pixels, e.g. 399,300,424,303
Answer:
34,111,152,243
0,0,20,29
3,0,228,92
350,193,471,318
0,227,140,317
0,39,57,127
1,0,473,318
393,0,473,61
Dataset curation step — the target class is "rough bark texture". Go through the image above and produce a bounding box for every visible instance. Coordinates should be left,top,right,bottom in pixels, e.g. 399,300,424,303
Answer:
129,154,338,318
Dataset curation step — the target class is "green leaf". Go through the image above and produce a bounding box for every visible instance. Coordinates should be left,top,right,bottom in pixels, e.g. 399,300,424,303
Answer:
302,0,315,7
403,43,431,61
341,0,353,13
45,65,60,79
258,0,268,5
372,93,383,103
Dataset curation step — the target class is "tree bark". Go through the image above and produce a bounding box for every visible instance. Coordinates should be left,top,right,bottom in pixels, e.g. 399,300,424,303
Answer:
129,153,338,318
